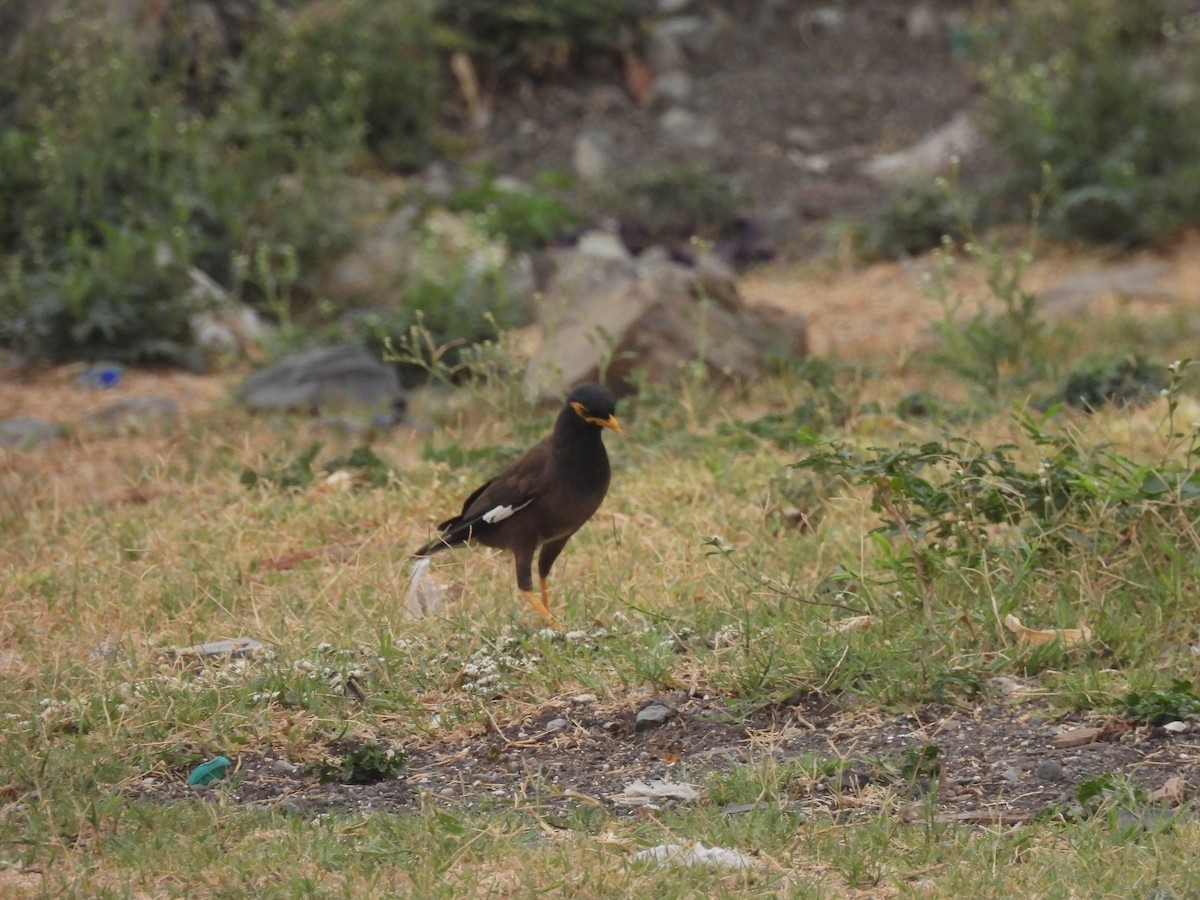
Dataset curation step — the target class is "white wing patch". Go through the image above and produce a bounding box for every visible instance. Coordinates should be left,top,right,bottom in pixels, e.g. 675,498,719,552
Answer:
481,498,533,524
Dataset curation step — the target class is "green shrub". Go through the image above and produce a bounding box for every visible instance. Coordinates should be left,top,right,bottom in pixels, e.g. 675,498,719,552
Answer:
446,168,580,252
854,181,977,260
594,163,749,246
0,13,209,363
928,237,1046,399
0,223,196,366
0,1,441,365
436,0,652,80
978,0,1200,244
242,1,441,172
1061,353,1168,410
1120,679,1200,725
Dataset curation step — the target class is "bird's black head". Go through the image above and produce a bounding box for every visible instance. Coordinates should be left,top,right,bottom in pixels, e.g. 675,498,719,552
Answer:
566,383,622,433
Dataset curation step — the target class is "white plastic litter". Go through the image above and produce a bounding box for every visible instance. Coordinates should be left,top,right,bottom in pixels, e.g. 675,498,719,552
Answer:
611,779,701,807
632,841,753,870
405,557,443,617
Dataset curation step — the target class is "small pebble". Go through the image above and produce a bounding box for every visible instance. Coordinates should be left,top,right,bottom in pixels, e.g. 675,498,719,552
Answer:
546,718,568,732
1035,759,1067,782
635,702,674,732
1000,767,1023,784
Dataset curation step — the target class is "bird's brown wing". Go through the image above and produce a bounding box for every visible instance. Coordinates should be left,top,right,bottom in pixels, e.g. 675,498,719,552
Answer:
415,438,551,555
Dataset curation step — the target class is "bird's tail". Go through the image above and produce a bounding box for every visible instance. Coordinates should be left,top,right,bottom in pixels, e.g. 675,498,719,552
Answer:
413,535,450,558
413,515,467,558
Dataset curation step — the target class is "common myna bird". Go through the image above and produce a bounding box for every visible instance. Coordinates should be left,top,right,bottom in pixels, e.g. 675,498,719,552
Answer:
414,383,622,627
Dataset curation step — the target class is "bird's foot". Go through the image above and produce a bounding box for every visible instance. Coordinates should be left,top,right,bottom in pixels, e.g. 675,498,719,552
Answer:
522,590,562,631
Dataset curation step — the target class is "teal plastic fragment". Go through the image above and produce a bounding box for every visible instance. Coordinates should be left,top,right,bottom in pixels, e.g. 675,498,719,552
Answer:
187,756,232,786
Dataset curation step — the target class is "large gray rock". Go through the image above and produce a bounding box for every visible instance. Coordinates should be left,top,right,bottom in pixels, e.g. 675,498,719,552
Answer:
187,267,270,361
239,345,404,414
524,247,807,402
0,416,63,449
85,396,179,433
862,111,980,186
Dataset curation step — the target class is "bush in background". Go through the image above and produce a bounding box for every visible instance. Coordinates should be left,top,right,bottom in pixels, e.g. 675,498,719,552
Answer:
978,0,1200,244
857,0,1200,258
0,0,441,365
445,167,580,252
594,163,750,249
851,182,977,261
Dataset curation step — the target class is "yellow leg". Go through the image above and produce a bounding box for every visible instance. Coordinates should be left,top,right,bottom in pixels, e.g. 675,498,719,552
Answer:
522,589,561,630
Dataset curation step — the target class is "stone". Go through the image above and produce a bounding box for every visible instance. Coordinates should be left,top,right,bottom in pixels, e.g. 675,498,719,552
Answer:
85,396,179,433
524,246,807,402
573,128,616,183
789,151,832,174
654,15,719,58
1051,726,1103,749
635,702,674,732
907,3,939,40
1037,262,1170,316
861,111,980,186
1035,759,1067,782
654,70,693,105
660,107,720,150
576,229,632,262
239,344,404,414
784,125,825,152
545,718,568,732
421,161,452,197
798,7,847,32
0,416,63,449
188,268,269,360
191,303,268,360
646,26,686,72
326,205,422,301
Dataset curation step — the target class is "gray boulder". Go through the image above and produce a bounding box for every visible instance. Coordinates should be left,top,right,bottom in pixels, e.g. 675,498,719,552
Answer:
239,345,404,415
85,396,179,433
0,416,63,449
524,246,807,402
861,111,980,186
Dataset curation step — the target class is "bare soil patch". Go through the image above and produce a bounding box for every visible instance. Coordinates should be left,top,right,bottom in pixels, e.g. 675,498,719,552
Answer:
131,691,1199,823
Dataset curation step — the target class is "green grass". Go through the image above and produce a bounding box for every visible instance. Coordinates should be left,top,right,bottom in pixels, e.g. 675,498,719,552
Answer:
3,248,1200,895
